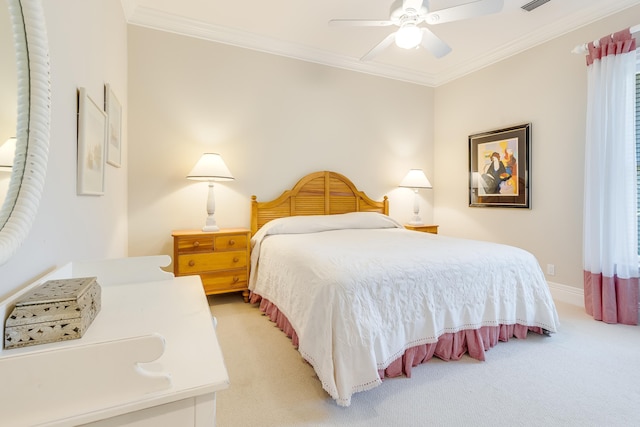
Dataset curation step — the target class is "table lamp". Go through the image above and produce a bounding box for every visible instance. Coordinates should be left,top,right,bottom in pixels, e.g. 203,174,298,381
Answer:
399,169,432,225
187,153,234,232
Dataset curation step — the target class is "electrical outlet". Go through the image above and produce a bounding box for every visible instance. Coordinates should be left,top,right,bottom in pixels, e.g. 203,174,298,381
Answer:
546,264,555,276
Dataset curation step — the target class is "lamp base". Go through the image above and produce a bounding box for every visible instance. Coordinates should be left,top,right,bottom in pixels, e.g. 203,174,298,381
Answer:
407,219,424,226
202,182,220,232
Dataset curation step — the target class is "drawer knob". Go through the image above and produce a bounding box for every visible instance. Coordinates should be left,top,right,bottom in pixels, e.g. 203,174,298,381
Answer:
233,257,239,263
232,276,239,283
229,239,236,246
193,241,200,248
188,260,195,267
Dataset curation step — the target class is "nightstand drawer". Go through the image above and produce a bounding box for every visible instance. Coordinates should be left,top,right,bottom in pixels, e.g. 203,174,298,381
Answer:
214,234,248,250
201,270,248,294
177,251,247,274
176,236,215,253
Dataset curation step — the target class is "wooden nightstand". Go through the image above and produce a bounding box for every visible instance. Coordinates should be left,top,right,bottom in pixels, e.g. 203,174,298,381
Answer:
404,224,439,234
172,228,251,302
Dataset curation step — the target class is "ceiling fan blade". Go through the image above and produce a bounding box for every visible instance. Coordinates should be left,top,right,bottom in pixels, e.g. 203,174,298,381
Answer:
329,19,394,27
420,27,452,58
402,0,425,11
360,32,397,61
425,0,503,25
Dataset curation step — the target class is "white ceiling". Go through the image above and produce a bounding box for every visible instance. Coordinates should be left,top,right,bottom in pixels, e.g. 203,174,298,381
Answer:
121,0,640,87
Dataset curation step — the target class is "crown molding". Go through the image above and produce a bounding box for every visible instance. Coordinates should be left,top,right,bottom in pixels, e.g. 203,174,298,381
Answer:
432,0,640,85
127,1,640,88
127,7,439,86
119,0,138,21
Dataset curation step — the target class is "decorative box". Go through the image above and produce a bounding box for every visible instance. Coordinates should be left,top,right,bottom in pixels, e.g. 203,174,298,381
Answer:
4,277,101,349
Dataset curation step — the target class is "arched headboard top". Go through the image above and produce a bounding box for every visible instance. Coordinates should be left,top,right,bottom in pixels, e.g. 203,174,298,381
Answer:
250,171,389,235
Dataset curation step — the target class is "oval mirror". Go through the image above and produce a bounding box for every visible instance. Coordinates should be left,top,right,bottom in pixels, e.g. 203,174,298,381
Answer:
0,0,50,265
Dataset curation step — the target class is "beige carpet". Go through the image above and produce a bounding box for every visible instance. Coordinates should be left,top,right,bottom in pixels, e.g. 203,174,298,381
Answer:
210,294,640,427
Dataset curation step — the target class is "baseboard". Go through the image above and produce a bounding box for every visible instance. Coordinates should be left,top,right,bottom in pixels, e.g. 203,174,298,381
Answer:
547,281,583,307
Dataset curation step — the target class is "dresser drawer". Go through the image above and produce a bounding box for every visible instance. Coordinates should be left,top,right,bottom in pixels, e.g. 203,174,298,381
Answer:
176,234,248,254
177,251,247,275
176,236,215,253
201,270,248,294
214,234,248,250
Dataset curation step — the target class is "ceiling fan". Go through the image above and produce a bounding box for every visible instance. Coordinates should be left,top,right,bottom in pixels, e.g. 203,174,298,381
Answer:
329,0,504,61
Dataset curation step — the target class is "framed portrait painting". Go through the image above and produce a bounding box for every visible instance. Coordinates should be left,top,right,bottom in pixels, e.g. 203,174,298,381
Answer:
469,123,530,208
77,87,106,196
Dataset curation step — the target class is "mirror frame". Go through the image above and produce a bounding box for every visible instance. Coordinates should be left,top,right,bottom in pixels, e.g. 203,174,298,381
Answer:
0,0,50,265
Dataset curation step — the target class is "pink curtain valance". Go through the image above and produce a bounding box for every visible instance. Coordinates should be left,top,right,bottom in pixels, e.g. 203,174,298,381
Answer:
586,28,636,66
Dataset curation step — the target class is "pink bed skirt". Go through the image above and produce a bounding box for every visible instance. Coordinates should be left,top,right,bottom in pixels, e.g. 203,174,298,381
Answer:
251,294,545,379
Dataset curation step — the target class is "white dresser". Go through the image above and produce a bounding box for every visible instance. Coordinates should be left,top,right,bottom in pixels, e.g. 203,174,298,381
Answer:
0,256,229,426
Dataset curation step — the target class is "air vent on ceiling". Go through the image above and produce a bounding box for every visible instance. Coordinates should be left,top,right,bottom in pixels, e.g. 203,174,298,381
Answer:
521,0,551,12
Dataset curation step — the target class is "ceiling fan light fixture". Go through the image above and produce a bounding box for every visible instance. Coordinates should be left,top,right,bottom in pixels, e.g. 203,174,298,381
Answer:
330,0,505,60
395,23,422,49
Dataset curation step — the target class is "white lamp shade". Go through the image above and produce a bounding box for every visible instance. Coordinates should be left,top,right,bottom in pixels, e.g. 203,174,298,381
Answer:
0,137,17,171
395,24,422,49
399,169,432,189
187,153,234,182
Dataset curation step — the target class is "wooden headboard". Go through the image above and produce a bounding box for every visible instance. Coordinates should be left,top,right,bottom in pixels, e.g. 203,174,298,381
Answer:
250,171,389,235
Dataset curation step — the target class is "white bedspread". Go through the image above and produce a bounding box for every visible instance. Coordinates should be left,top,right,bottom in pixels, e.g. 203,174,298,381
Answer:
249,213,559,406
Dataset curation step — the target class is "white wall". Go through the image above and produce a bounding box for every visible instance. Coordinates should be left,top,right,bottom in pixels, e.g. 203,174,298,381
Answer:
127,27,435,262
434,5,640,290
128,6,640,290
0,0,128,300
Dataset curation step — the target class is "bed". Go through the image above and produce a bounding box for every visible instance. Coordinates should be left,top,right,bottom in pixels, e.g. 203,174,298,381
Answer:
248,171,559,407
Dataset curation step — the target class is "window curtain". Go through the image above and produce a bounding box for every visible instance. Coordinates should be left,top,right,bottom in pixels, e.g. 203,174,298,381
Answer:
583,28,639,325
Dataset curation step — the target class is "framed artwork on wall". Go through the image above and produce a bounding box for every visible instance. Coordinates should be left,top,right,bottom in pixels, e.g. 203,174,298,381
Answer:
469,123,530,208
77,87,106,196
104,83,122,167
